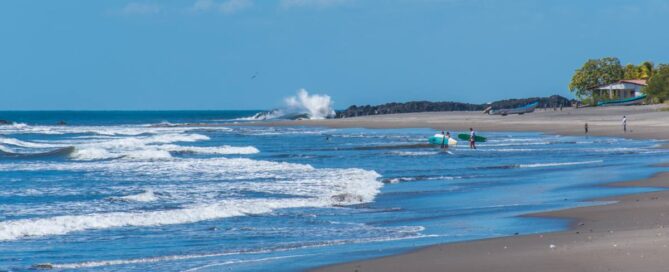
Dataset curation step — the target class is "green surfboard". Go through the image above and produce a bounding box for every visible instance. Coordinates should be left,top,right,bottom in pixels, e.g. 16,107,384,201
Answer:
457,134,486,142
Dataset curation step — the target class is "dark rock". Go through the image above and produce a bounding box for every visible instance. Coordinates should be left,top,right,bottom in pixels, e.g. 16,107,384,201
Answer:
0,119,11,125
32,263,54,270
336,95,576,118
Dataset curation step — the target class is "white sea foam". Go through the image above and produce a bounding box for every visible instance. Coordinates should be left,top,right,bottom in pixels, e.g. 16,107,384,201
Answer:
284,89,335,119
117,190,158,202
235,110,285,121
51,226,431,270
69,147,118,160
0,157,382,241
159,144,260,155
0,144,13,153
390,151,439,156
383,175,460,184
518,160,603,168
67,133,246,161
0,137,61,148
0,123,231,136
235,89,335,120
50,226,425,269
0,197,371,241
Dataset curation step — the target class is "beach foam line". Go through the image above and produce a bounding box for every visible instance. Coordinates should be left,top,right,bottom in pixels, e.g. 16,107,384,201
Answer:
383,175,463,184
182,255,312,272
389,151,440,157
49,228,428,269
479,160,604,170
518,160,604,168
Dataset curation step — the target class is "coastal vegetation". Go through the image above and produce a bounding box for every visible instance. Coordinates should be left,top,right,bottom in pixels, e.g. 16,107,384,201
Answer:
336,95,573,118
569,57,669,103
645,64,669,103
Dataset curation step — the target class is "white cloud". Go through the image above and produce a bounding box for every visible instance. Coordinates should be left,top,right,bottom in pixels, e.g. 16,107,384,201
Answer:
192,0,216,12
121,2,162,15
190,0,253,14
280,0,352,9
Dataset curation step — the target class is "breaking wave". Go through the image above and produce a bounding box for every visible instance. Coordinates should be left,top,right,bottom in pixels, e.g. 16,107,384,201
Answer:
238,89,335,121
115,190,158,202
0,156,382,241
60,133,259,161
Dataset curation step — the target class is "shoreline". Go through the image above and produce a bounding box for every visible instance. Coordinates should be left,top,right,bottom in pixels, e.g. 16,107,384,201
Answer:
299,105,669,271
227,104,669,141
315,170,669,272
225,105,669,271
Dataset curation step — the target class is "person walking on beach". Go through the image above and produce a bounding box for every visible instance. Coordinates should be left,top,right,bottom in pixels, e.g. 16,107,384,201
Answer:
622,116,627,133
584,123,589,136
469,128,477,149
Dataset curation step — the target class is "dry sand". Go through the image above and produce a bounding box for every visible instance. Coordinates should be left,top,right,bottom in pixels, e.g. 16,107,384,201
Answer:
251,104,669,272
261,104,669,140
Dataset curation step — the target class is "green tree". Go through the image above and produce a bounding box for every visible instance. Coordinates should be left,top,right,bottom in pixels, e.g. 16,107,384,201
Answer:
645,64,669,103
569,57,624,99
638,61,654,79
624,64,639,79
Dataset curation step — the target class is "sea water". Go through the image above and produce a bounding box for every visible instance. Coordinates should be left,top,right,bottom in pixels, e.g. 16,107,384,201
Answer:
0,111,668,271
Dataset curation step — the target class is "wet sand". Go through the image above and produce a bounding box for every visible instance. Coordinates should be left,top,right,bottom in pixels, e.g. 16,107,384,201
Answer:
315,171,669,272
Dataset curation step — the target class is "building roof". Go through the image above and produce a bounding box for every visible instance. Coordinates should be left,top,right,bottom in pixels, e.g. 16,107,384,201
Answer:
591,79,647,90
619,79,647,86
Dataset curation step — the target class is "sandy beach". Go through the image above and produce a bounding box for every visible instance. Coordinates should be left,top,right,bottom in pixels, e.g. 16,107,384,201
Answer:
260,104,669,140
249,105,669,272
315,172,669,272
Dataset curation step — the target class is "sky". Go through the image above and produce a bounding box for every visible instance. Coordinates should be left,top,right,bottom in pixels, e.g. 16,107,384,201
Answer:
1,0,668,110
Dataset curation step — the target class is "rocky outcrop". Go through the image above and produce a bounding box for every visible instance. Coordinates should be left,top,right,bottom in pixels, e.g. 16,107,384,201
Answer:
336,95,575,118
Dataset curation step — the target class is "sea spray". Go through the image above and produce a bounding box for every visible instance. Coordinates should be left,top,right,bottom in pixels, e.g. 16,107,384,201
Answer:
284,89,335,119
240,89,336,120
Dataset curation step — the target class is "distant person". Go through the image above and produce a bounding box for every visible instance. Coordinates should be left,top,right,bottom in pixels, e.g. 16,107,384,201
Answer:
584,123,588,136
442,131,451,149
560,104,563,111
622,116,627,133
440,130,446,148
469,128,477,149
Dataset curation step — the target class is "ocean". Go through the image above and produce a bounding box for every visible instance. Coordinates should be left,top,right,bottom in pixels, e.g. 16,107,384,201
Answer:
0,111,667,271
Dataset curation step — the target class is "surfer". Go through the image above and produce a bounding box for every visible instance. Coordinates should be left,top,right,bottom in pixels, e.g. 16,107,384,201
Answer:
439,130,446,148
440,131,452,149
622,116,627,133
469,128,477,149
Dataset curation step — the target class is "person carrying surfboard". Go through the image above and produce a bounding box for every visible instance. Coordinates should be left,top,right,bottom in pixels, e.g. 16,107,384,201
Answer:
441,131,451,149
469,128,477,149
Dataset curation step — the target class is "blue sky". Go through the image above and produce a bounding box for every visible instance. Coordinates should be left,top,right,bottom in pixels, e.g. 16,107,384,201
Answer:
1,0,668,110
